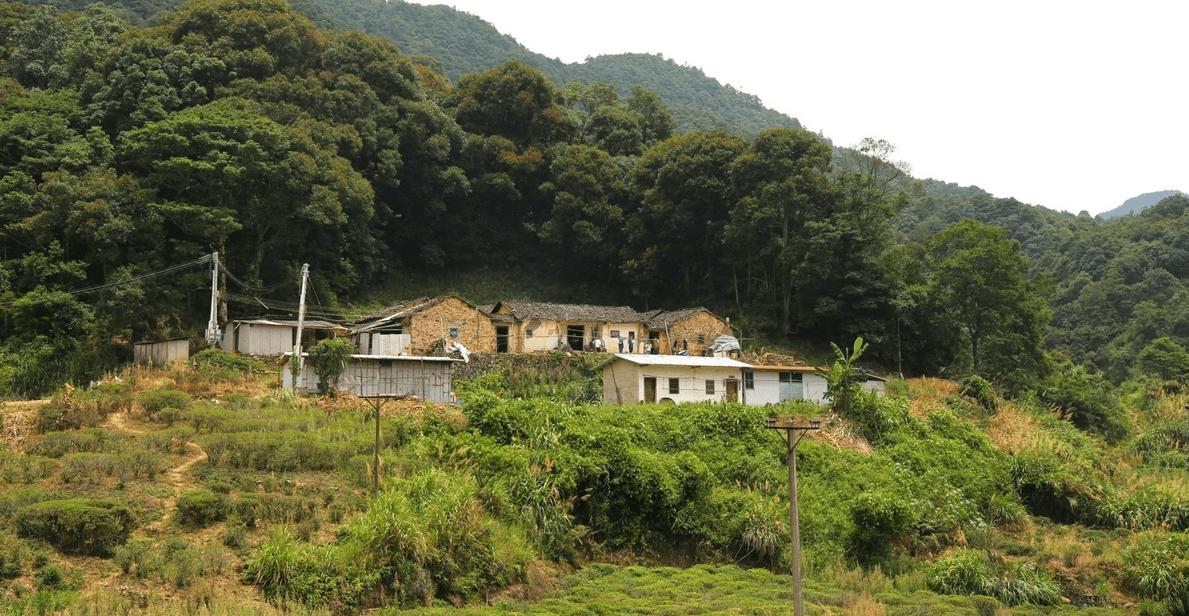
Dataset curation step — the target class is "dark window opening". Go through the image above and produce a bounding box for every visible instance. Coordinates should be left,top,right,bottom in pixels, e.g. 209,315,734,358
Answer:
669,378,679,394
705,380,715,394
496,326,509,353
744,371,754,390
567,324,585,350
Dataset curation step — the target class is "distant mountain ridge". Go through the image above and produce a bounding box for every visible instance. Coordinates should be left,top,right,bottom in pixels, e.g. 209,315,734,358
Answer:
308,0,802,137
1098,190,1187,220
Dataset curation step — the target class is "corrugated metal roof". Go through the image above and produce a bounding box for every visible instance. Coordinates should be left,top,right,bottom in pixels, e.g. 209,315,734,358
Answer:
607,354,752,368
234,318,344,330
284,353,458,362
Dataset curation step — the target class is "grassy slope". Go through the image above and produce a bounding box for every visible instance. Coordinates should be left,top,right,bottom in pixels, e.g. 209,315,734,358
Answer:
1,357,1186,615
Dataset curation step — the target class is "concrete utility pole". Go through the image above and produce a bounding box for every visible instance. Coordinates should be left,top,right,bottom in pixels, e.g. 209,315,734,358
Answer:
292,263,309,391
205,252,220,345
359,394,410,498
764,416,822,616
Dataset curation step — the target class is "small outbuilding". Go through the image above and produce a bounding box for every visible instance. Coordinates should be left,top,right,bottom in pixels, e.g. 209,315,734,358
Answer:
225,318,345,356
601,354,752,404
281,354,458,403
134,337,189,366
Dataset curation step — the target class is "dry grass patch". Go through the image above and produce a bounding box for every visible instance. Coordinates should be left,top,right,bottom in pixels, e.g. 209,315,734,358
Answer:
988,402,1047,455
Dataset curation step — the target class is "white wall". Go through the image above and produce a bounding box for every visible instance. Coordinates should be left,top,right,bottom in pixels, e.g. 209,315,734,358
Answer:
743,371,830,406
604,362,742,404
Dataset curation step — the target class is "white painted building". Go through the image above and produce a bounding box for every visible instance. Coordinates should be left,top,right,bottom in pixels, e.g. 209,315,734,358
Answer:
601,354,751,404
742,365,886,406
281,354,458,403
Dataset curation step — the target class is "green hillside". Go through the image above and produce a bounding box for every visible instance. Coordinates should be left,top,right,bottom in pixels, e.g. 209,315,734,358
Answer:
307,0,802,137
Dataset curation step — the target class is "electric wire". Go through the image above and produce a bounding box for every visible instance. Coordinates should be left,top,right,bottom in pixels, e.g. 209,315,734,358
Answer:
0,254,213,308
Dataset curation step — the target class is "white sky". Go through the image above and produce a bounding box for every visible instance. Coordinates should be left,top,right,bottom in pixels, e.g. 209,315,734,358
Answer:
411,0,1186,216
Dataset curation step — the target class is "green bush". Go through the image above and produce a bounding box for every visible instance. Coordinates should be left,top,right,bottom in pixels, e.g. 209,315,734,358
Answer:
307,337,355,395
14,499,135,556
35,563,68,590
136,389,191,415
961,375,1001,412
927,549,1059,606
154,407,182,426
176,489,228,526
850,490,920,558
1037,358,1129,443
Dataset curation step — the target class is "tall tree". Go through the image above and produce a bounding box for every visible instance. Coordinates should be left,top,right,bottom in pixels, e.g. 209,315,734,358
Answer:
925,219,1051,389
726,128,834,337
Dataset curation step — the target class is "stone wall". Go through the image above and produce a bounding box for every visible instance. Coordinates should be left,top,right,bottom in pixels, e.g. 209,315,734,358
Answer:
659,311,733,355
408,297,497,354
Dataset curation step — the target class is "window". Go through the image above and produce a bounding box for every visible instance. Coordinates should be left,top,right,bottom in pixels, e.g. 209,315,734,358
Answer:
525,328,534,338
669,378,680,394
449,327,459,339
743,371,754,390
610,329,620,338
705,380,715,394
697,334,706,345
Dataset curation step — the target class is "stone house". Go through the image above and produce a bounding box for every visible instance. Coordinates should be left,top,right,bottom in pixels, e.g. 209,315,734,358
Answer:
349,295,496,356
643,308,734,356
485,301,652,353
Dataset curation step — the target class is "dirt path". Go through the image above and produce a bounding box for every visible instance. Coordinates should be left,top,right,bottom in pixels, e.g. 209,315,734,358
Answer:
105,411,208,532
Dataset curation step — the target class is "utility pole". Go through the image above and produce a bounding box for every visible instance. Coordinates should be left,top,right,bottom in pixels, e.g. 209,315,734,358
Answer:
205,252,220,345
764,416,821,616
292,263,309,391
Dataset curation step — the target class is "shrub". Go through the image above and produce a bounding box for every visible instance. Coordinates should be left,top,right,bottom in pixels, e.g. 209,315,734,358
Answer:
27,428,127,458
176,489,228,526
155,407,182,426
850,490,920,558
1037,359,1129,443
14,499,135,556
136,389,191,415
307,337,355,395
35,563,68,590
927,549,1059,606
961,375,1001,412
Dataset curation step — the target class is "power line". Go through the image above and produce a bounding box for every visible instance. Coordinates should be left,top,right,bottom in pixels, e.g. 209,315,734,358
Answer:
0,254,213,308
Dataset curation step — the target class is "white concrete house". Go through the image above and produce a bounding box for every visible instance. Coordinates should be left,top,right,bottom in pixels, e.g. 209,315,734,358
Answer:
601,354,751,404
742,365,886,406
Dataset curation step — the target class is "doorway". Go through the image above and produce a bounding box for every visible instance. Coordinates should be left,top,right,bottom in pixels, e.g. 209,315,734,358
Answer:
725,379,738,403
644,377,657,403
496,326,509,353
567,324,585,350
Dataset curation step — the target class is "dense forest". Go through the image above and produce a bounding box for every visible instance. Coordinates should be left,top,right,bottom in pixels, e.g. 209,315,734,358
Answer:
0,0,1187,402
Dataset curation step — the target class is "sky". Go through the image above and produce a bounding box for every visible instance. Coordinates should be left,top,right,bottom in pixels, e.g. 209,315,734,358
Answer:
410,0,1186,216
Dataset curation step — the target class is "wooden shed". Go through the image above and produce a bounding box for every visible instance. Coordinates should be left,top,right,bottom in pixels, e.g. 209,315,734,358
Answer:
601,354,752,404
281,354,458,403
350,296,495,356
226,319,345,356
133,338,189,366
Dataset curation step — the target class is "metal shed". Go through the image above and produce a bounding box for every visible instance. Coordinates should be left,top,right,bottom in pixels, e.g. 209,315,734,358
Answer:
133,338,190,366
226,319,346,356
281,354,458,403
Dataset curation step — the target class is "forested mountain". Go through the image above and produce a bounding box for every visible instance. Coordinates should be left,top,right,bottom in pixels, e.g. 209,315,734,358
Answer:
1,0,1188,402
1097,189,1187,220
303,0,802,137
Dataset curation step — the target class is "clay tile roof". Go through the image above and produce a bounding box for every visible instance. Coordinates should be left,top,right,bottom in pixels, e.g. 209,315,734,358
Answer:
494,301,652,323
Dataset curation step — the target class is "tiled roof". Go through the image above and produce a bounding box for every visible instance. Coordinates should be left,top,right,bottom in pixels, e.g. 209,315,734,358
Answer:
646,308,710,328
493,301,652,323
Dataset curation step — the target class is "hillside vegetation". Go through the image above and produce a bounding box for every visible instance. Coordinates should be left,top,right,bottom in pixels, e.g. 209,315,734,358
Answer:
3,348,1189,614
